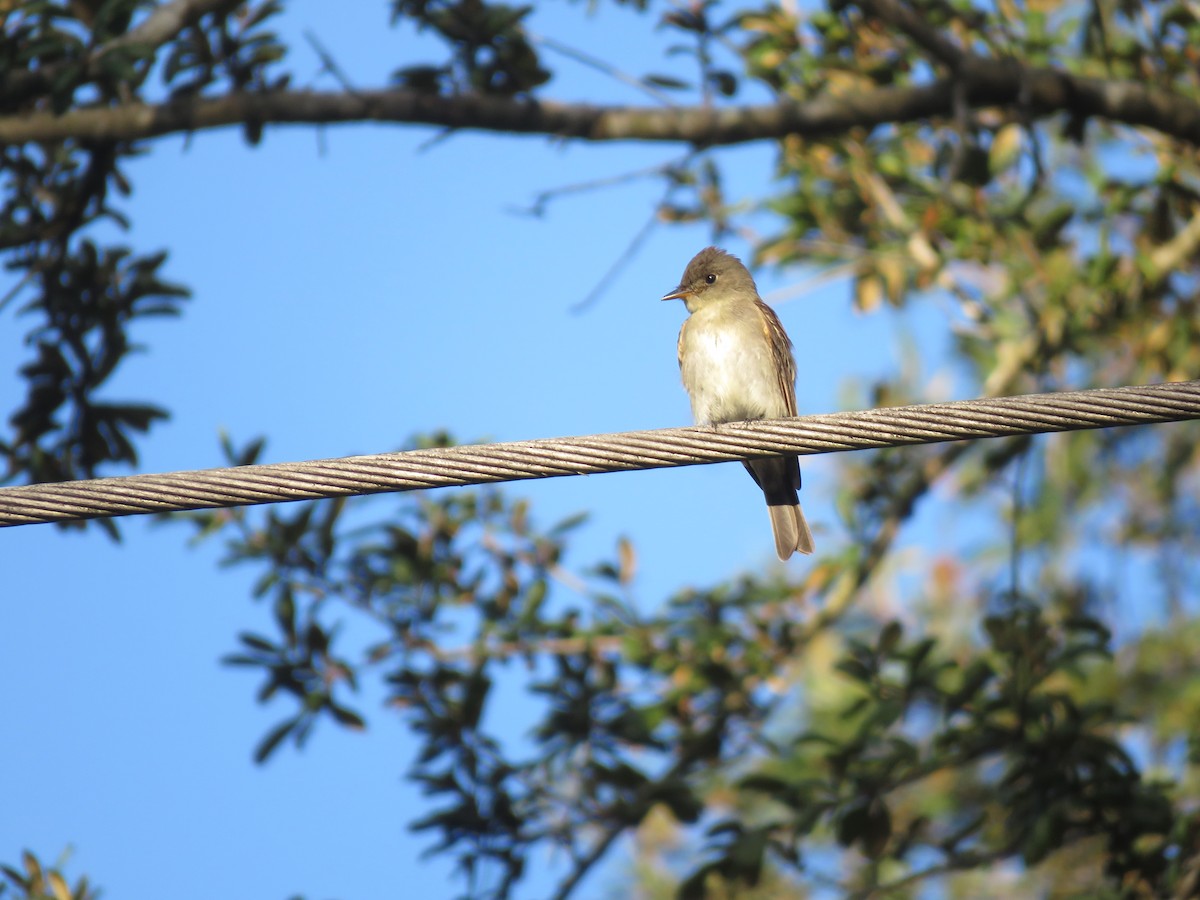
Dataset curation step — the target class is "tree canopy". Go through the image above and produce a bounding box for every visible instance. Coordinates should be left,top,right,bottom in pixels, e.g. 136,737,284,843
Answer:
4,0,1200,898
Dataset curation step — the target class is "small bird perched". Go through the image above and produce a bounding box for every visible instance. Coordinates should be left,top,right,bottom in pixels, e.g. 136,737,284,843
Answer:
663,247,814,560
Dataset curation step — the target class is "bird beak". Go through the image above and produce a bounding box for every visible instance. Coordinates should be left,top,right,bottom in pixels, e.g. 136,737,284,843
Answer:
661,286,690,302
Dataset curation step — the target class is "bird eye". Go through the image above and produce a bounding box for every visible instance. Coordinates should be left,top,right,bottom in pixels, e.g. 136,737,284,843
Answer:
705,273,717,284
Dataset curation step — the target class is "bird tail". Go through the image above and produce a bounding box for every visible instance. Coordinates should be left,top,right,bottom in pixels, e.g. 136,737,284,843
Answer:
768,501,815,560
746,456,815,560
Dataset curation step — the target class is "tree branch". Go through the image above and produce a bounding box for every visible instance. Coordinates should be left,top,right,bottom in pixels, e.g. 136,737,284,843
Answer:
108,0,246,53
548,722,725,900
855,0,967,69
5,60,1199,147
2,0,246,109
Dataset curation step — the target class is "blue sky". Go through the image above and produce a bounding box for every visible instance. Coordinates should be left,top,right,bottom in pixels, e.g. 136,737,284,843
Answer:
1,3,960,898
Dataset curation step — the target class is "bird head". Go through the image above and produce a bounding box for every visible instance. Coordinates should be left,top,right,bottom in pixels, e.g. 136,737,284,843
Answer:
661,246,758,312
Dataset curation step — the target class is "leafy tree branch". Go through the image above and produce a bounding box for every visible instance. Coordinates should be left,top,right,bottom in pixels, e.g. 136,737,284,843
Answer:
4,64,1200,146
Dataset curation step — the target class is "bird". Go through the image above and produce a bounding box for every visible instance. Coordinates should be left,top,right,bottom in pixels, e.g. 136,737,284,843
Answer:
663,246,814,560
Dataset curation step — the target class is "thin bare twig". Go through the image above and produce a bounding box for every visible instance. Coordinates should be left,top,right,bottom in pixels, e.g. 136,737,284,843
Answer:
527,31,678,107
570,153,697,313
570,206,661,313
303,30,360,95
854,0,967,69
509,162,683,218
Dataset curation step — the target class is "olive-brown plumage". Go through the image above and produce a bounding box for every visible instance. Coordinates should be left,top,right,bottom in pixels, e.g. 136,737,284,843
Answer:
663,247,814,559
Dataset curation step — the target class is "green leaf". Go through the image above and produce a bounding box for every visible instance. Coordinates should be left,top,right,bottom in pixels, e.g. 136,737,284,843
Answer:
642,74,691,90
254,716,298,764
328,702,366,731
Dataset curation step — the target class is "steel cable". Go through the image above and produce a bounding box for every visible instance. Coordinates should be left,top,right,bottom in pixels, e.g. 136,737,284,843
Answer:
3,380,1199,528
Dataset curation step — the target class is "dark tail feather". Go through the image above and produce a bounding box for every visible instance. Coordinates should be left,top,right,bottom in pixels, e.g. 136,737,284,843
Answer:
747,457,814,560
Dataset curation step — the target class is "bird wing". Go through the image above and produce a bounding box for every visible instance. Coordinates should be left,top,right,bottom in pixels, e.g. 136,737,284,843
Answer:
756,300,797,416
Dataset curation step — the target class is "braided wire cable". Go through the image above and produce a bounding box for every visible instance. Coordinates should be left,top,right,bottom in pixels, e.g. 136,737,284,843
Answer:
3,380,1199,528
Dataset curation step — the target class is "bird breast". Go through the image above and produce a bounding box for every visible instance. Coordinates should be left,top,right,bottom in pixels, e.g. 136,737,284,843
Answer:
679,306,790,426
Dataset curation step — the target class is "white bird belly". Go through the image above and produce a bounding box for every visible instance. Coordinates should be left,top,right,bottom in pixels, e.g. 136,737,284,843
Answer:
680,317,788,425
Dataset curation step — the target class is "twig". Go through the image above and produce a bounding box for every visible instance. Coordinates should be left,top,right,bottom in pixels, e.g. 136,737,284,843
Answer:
569,153,697,312
0,267,36,316
765,258,862,307
510,162,683,218
528,31,678,107
854,0,967,69
548,729,720,900
303,30,360,95
570,206,661,313
1148,206,1200,279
